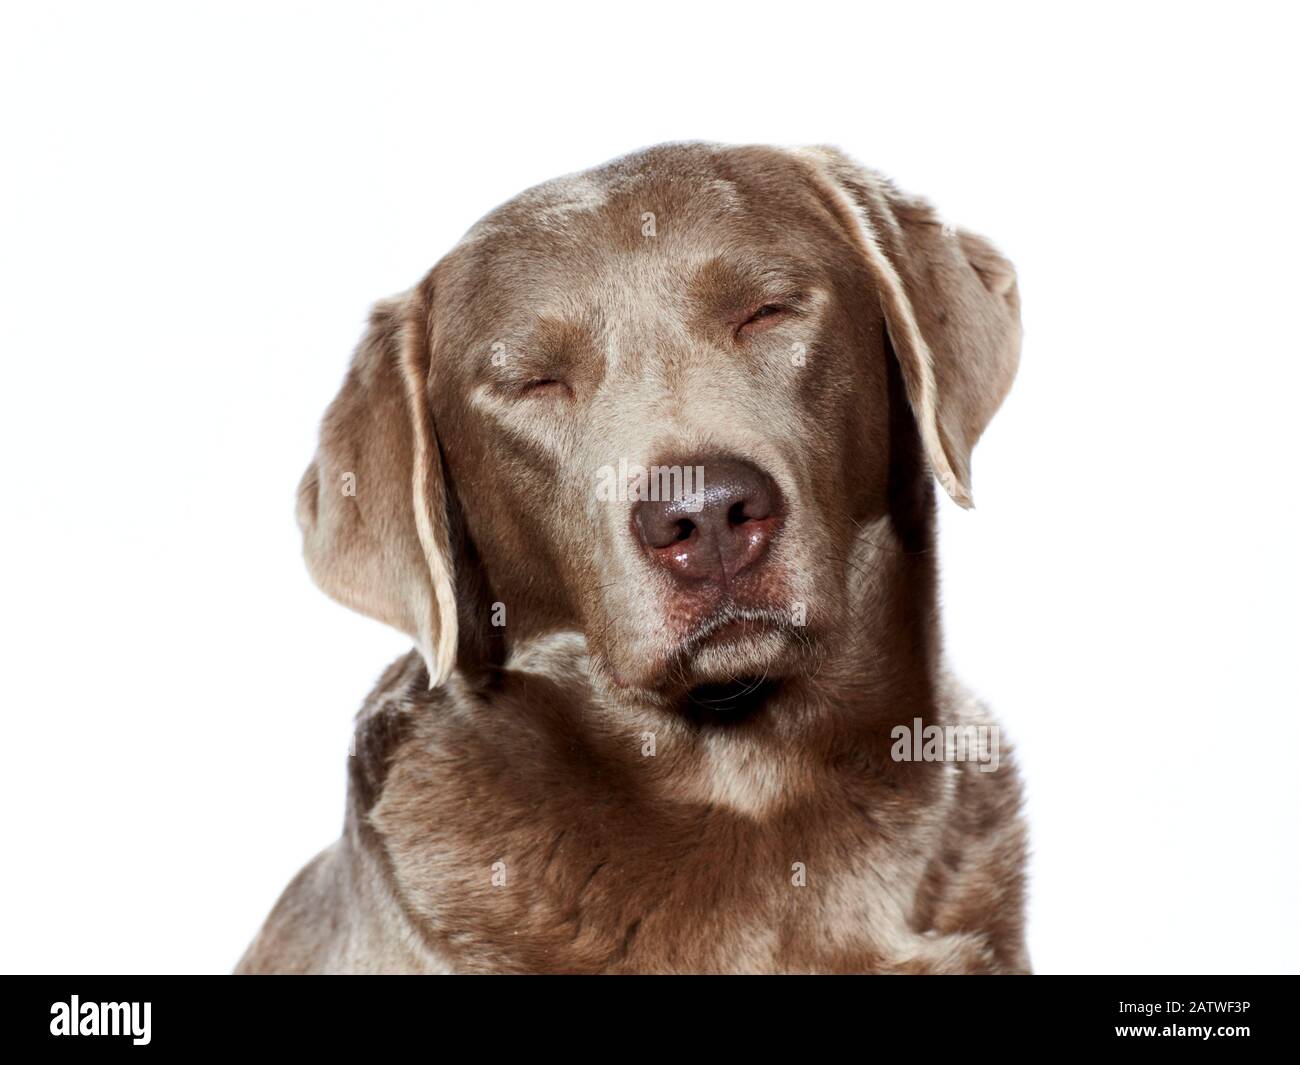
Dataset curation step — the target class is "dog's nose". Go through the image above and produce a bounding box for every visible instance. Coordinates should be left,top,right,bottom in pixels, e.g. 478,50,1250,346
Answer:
632,458,782,584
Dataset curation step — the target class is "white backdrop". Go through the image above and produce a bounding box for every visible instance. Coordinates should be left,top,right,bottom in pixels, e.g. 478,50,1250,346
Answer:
2,1,1296,974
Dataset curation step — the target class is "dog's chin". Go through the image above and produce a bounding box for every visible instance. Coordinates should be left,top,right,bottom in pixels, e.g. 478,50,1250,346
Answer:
684,626,793,685
653,615,804,725
598,608,811,715
671,634,784,722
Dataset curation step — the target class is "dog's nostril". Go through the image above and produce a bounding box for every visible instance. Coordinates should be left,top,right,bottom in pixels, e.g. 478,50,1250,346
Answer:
729,490,774,526
634,506,699,551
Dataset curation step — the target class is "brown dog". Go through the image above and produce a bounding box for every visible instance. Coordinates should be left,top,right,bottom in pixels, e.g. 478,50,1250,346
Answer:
236,143,1028,974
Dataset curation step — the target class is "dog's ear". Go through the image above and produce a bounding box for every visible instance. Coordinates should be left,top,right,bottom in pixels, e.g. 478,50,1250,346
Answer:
799,147,1021,508
295,280,457,687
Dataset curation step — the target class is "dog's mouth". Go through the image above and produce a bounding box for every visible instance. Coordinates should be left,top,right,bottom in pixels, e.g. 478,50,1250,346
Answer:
698,617,769,645
648,605,807,705
680,605,795,656
600,604,815,699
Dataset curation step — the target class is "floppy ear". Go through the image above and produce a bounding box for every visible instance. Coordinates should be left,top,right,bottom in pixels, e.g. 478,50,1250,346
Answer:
295,281,458,686
799,147,1021,508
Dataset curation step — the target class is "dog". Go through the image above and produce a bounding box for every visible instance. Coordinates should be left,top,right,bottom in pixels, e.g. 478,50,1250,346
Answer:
236,143,1029,974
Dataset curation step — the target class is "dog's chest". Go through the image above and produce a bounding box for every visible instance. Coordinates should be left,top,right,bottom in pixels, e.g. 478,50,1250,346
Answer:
367,733,938,974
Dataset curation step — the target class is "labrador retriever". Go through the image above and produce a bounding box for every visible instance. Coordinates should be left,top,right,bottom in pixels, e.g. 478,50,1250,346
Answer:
236,143,1028,974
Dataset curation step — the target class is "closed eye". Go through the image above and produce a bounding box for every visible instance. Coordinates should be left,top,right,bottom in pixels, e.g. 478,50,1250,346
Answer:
519,378,571,398
735,302,793,338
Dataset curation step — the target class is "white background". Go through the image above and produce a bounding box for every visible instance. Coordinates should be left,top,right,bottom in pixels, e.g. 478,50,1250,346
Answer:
2,1,1296,975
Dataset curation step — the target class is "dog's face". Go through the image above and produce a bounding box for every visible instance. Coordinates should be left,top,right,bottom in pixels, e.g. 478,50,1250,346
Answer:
297,144,1020,704
431,147,883,694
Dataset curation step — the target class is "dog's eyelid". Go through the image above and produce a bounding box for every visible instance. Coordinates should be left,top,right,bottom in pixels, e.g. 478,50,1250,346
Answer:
477,351,577,400
734,296,803,337
518,377,573,399
470,377,572,411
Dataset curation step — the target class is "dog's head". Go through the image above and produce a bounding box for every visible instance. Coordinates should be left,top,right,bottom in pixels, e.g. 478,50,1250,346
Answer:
297,144,1020,705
